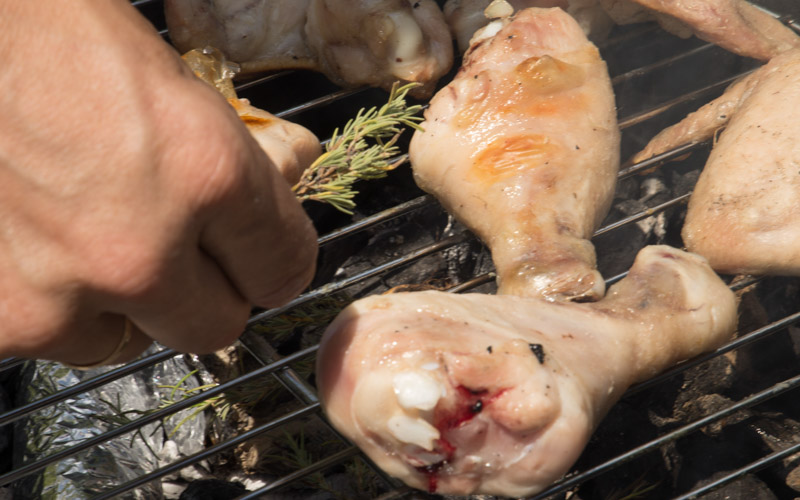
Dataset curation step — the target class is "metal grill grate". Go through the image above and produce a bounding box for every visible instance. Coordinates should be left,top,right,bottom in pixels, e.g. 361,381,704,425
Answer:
3,1,800,498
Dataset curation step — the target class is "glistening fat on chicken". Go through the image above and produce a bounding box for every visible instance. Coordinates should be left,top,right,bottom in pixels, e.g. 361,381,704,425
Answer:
316,245,738,497
636,49,800,276
410,6,620,300
164,0,454,98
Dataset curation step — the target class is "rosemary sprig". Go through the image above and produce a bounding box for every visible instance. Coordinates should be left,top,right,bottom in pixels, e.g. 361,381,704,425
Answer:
292,82,425,214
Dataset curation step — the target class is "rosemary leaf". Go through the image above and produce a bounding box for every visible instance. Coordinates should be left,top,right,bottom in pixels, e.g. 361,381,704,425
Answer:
293,82,425,214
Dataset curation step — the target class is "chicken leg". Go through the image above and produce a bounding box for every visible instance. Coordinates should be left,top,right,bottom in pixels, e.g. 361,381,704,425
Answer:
316,245,738,496
409,7,620,300
182,48,322,185
164,0,454,98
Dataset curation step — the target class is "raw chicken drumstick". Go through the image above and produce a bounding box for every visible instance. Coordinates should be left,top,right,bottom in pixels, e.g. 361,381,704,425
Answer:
316,245,738,497
164,0,454,98
182,48,321,185
410,7,620,300
637,49,800,276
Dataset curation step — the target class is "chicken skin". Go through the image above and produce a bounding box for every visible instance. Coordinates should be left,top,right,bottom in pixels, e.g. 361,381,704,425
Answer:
305,0,454,98
166,0,316,73
182,48,322,185
409,7,620,300
316,245,738,497
636,49,800,276
165,0,453,97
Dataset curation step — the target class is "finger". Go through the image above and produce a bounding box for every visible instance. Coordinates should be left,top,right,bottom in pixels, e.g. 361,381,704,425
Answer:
199,139,319,309
44,314,151,368
120,243,252,355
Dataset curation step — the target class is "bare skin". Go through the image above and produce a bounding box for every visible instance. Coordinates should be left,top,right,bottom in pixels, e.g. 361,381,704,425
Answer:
0,0,318,367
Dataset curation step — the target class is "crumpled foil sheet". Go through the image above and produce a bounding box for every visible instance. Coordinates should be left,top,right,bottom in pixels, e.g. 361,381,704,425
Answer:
13,350,208,499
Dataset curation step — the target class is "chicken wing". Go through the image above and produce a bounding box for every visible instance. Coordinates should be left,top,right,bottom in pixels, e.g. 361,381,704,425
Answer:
316,245,738,496
626,0,800,61
631,65,762,164
642,49,800,276
409,7,620,300
444,0,799,61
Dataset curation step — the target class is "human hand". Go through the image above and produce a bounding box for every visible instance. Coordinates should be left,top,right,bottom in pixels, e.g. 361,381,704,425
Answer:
0,0,318,367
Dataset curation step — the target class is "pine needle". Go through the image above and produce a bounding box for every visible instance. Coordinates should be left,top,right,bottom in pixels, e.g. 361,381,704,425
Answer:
292,82,425,214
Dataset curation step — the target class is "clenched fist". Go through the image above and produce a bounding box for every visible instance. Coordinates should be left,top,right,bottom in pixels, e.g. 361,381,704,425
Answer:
0,0,318,367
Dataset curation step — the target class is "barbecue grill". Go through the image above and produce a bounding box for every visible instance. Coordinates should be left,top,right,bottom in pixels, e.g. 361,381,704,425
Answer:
2,1,800,498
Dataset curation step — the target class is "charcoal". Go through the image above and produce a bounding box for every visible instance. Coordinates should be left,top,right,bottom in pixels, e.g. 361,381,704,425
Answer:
179,479,246,500
694,474,778,500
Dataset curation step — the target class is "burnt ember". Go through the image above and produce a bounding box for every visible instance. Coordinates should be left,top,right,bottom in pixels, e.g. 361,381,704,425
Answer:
529,343,546,364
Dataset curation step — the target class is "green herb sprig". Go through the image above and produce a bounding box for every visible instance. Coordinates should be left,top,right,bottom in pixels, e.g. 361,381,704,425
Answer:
292,82,425,214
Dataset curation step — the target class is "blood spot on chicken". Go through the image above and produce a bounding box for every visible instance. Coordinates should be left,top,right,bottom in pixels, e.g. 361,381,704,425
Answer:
435,387,505,436
487,345,493,353
529,343,546,364
416,462,445,493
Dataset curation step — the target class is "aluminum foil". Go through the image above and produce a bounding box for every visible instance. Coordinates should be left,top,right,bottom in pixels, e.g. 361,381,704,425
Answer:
13,350,207,499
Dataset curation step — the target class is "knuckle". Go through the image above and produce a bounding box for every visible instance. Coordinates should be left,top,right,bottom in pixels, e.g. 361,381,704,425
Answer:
169,107,255,209
191,143,250,207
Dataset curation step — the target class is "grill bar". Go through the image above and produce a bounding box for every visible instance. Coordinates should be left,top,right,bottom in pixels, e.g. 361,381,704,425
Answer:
629,311,800,395
248,231,473,324
529,372,800,500
236,446,362,500
5,3,800,499
0,349,175,427
0,345,318,487
675,439,800,500
92,403,322,500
